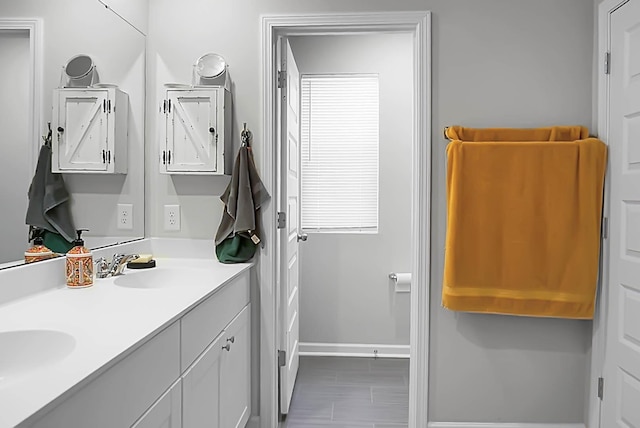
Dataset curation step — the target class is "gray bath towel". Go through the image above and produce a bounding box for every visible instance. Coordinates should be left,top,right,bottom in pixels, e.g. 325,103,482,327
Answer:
215,145,270,247
26,144,76,242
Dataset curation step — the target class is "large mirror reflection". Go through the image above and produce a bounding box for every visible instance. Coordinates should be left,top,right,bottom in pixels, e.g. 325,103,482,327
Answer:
0,0,146,269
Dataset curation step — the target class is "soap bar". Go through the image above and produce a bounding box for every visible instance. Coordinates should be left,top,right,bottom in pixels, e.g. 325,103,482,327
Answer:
127,259,156,269
129,254,153,264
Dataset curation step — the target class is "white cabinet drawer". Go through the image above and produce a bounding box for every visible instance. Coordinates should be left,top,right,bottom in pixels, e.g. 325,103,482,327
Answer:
180,272,249,371
28,322,180,428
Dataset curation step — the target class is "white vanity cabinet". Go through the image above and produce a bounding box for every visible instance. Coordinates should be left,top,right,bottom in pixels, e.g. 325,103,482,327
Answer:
159,87,231,175
52,87,128,174
23,270,251,428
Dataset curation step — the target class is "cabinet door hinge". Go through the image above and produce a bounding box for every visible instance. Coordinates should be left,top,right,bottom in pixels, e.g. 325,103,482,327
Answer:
278,350,286,367
598,377,604,400
277,70,286,89
602,217,609,240
277,212,286,229
604,52,611,75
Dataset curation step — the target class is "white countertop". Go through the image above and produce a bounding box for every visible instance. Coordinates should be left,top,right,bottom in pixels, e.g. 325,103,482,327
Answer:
0,257,252,428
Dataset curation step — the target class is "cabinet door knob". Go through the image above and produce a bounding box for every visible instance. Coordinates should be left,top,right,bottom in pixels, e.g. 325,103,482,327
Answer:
226,336,235,344
57,126,64,133
209,127,215,133
222,344,231,352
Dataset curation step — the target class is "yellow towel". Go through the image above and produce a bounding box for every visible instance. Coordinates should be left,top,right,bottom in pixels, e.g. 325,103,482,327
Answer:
445,125,589,142
442,135,607,319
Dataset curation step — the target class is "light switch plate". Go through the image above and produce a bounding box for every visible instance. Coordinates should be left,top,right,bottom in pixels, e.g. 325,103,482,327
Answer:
117,204,133,230
164,204,181,231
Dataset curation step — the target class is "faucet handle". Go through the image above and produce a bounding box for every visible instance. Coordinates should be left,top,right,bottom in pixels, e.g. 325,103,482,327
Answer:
94,257,109,278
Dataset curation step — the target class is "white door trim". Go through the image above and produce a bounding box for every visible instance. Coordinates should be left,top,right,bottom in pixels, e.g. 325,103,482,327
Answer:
591,1,629,427
0,19,43,175
259,11,432,428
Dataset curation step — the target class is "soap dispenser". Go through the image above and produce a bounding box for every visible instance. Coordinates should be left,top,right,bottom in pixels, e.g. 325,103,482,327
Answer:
24,229,54,264
66,229,93,288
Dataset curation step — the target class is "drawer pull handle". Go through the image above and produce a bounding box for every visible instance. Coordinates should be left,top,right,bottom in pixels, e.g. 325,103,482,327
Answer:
222,344,231,352
226,336,235,344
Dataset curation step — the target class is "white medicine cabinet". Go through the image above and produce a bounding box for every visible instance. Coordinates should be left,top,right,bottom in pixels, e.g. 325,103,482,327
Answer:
159,86,232,175
52,87,129,174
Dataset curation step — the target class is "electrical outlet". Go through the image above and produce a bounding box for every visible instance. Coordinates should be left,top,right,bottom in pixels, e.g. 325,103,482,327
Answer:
164,204,181,231
117,204,133,230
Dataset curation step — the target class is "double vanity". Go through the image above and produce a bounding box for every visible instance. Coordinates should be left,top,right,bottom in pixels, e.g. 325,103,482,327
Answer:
0,239,252,428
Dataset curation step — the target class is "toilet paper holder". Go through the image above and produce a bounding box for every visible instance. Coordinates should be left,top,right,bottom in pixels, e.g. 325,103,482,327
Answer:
389,272,411,293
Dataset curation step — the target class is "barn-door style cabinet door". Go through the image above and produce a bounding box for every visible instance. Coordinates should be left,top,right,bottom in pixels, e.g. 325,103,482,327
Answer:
52,88,128,174
159,87,231,175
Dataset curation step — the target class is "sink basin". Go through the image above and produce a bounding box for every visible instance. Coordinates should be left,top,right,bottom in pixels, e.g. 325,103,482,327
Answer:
0,330,76,385
113,268,209,289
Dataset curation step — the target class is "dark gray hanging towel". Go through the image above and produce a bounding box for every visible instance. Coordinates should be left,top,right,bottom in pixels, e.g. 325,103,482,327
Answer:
26,144,76,243
215,145,270,263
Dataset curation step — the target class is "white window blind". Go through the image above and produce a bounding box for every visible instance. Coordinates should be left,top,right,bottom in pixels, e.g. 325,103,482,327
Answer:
301,74,379,232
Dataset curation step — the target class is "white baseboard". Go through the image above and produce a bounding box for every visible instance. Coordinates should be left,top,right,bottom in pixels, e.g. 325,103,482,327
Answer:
428,423,585,428
299,342,410,358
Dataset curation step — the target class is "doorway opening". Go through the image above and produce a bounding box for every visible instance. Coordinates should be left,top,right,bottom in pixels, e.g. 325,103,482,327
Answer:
279,33,412,427
259,12,431,428
0,20,42,268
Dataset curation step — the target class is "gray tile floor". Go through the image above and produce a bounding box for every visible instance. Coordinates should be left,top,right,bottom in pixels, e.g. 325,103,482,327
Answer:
280,356,409,428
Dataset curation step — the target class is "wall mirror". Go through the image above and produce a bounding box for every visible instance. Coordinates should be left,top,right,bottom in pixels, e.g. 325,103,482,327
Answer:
0,0,146,269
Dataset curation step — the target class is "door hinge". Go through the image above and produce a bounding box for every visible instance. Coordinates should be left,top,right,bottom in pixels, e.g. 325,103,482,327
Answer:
278,350,286,367
602,217,608,239
277,212,286,229
604,52,610,75
598,377,604,400
277,70,286,89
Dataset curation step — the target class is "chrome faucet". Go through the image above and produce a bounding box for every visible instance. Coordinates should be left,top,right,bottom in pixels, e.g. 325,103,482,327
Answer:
95,254,139,278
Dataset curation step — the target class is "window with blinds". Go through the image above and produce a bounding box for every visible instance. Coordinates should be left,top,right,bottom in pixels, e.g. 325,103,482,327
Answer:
300,74,379,232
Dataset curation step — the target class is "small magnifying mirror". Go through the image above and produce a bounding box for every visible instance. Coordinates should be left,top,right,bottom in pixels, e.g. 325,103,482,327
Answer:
61,54,99,87
192,53,227,86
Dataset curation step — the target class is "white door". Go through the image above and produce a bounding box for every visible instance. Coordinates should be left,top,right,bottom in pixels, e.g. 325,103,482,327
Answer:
181,332,225,428
54,89,109,171
165,89,218,172
220,305,251,428
279,37,303,415
602,0,640,426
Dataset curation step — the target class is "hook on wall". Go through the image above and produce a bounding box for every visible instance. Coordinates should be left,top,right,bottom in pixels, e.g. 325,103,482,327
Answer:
241,122,252,147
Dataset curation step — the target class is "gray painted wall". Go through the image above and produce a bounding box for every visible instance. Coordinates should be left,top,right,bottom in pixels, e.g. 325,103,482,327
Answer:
289,34,413,347
147,0,595,423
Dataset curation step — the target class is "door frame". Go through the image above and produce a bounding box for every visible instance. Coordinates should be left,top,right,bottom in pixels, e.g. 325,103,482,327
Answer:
591,1,629,427
0,18,43,175
259,11,432,428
